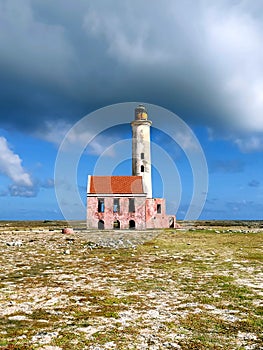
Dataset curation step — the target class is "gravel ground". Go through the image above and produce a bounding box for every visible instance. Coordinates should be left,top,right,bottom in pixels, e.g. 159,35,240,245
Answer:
0,221,262,349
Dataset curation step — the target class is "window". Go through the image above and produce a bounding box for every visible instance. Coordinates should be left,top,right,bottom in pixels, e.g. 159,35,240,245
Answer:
129,220,136,229
157,204,161,214
113,198,120,212
113,220,120,229
98,198,104,213
98,220,104,229
141,152,144,159
129,198,135,212
141,165,144,172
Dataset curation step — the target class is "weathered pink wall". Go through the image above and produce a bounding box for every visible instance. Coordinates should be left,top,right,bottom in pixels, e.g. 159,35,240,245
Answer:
87,196,176,230
145,198,169,228
87,196,146,230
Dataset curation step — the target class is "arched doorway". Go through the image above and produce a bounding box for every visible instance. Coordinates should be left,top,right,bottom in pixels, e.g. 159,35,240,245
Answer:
129,220,136,229
113,220,120,229
169,217,174,228
98,220,104,229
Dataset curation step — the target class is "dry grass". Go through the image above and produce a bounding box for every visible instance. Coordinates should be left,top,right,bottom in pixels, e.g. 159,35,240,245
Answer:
0,221,262,349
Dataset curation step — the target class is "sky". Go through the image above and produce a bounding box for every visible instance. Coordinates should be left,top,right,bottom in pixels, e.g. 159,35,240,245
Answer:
0,0,262,221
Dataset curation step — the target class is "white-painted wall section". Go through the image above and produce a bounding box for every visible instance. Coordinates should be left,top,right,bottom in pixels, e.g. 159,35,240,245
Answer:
131,105,152,198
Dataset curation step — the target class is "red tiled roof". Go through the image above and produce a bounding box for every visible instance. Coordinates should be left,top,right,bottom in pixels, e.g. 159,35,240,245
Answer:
88,176,144,194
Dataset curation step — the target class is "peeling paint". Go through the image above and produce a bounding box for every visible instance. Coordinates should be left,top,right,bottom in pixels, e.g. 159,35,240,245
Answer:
87,196,176,229
87,196,147,230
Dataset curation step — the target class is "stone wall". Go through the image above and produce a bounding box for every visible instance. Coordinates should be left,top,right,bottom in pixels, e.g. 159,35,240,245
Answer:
145,198,176,229
87,196,176,230
145,198,170,229
87,196,146,230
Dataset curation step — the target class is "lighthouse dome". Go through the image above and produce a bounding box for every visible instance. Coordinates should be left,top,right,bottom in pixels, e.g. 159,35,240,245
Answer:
135,105,148,120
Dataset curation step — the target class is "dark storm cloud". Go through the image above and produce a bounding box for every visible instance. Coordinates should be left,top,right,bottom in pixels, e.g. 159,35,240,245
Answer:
0,0,263,147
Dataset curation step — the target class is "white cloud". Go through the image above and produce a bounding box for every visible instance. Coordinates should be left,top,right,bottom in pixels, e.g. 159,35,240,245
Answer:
203,2,263,131
84,7,169,65
208,127,263,153
35,120,72,145
0,136,54,197
38,119,117,157
173,131,200,152
83,0,263,134
85,136,116,157
0,136,33,186
234,135,263,153
8,184,36,197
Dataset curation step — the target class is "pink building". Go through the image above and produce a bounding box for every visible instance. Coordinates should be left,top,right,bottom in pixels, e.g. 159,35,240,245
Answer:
86,105,176,230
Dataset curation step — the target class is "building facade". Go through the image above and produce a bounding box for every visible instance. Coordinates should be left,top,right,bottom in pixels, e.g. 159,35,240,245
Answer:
86,105,176,230
87,175,147,230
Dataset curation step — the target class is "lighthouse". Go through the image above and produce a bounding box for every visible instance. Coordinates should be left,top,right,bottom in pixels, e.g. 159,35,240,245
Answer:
86,104,176,230
131,105,152,198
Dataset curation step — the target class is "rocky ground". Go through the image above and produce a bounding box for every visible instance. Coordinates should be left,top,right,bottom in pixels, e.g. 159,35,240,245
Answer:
0,221,262,349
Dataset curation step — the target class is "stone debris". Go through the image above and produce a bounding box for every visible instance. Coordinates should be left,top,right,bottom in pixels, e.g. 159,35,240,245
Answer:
32,331,59,344
8,315,28,321
6,240,23,246
62,228,74,234
0,222,262,349
147,309,160,318
39,347,62,350
82,233,158,249
238,332,258,341
163,342,182,349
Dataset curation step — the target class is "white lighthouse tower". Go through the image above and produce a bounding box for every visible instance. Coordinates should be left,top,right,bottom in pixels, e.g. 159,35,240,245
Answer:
131,105,152,198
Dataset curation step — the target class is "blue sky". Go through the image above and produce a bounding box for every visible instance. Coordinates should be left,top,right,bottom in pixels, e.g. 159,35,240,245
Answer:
0,0,262,220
